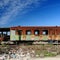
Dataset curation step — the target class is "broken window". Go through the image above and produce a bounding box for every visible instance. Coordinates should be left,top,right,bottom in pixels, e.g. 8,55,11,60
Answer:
42,30,48,35
0,32,1,37
3,32,6,34
7,31,10,35
16,30,22,35
0,32,1,33
34,30,39,35
26,30,31,35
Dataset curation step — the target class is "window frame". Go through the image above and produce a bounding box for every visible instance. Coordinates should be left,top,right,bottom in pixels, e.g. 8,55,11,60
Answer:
26,30,31,35
42,30,48,35
34,30,39,35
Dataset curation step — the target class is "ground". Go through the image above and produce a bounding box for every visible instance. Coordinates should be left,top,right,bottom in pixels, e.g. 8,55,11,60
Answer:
0,44,60,60
31,57,60,60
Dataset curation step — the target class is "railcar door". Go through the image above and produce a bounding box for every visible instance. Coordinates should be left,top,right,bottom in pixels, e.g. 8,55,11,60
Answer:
17,30,22,40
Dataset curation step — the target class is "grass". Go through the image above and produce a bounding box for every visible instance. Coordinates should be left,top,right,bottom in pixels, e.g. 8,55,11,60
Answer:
43,51,57,57
35,50,57,57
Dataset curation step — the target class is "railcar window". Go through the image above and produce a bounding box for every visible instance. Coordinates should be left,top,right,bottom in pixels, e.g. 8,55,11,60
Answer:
0,32,1,34
0,32,1,37
42,30,48,35
16,30,22,35
26,30,31,35
7,32,10,35
3,32,6,34
34,30,39,35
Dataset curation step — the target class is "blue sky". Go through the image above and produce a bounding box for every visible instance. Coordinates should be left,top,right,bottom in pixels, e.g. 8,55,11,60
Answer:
0,0,60,27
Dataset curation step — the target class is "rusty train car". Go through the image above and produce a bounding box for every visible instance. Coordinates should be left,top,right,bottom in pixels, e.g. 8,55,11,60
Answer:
0,26,60,44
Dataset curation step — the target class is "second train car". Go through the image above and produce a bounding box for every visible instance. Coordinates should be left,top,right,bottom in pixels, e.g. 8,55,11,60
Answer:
0,26,60,44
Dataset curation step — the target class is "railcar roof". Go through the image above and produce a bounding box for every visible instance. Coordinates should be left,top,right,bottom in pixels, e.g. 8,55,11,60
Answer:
0,28,10,31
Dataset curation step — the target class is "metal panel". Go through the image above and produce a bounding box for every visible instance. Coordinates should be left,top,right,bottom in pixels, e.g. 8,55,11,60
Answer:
10,30,19,41
34,36,39,40
42,35,48,40
26,35,31,40
21,35,26,40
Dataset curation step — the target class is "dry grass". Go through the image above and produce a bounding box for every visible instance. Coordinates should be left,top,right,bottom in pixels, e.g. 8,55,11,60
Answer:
0,44,60,57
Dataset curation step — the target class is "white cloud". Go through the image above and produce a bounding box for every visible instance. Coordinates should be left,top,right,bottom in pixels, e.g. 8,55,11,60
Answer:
0,0,46,25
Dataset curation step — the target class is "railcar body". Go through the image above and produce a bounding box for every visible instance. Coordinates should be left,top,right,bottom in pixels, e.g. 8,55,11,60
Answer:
0,26,60,44
10,26,60,41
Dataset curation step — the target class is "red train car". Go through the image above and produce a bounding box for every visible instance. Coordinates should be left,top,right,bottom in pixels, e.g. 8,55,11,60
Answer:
0,26,60,44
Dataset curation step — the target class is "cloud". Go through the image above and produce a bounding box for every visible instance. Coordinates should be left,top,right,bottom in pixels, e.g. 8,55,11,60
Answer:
0,0,46,25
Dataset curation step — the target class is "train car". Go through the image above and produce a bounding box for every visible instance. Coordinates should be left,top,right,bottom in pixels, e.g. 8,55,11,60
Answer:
0,26,60,44
10,26,60,44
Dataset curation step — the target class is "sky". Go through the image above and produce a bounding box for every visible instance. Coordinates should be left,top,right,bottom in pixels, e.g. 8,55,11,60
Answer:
0,0,60,27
